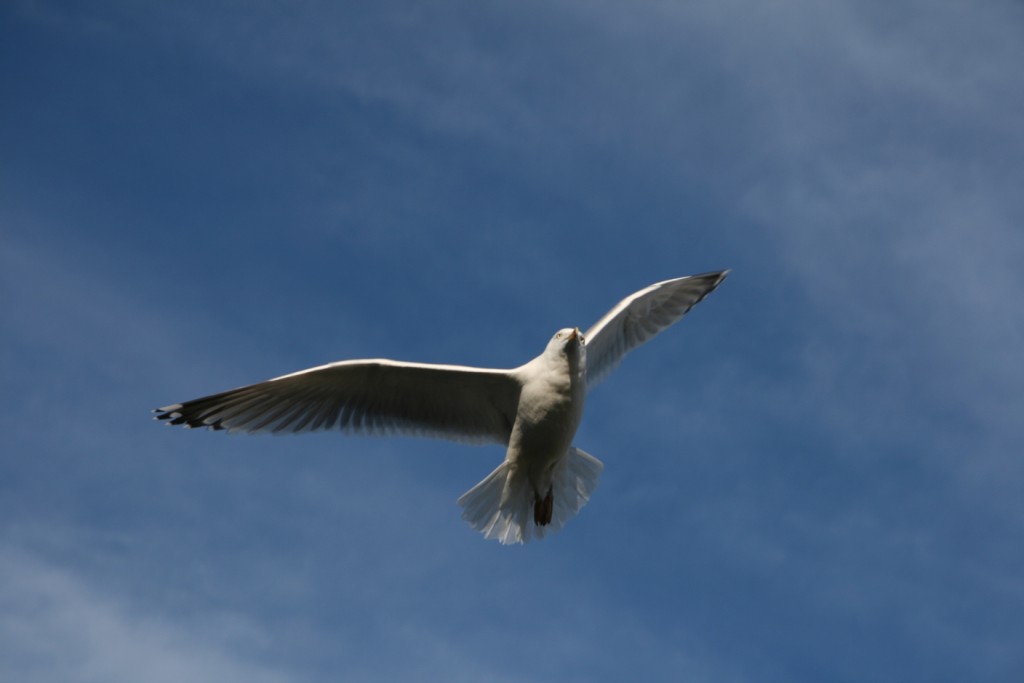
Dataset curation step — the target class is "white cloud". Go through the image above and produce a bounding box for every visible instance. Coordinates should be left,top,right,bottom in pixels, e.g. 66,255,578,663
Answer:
0,545,292,683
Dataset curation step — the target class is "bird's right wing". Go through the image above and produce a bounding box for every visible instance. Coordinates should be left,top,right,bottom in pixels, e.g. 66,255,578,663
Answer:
154,359,521,444
584,270,729,387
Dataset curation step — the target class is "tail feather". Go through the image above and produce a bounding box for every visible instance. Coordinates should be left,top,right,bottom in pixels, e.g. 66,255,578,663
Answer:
547,447,604,533
457,447,603,545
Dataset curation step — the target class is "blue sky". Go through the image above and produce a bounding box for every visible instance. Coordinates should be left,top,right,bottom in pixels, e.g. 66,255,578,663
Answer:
2,0,1023,680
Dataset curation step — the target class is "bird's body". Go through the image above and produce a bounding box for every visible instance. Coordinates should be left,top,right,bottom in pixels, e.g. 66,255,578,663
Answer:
505,328,586,527
155,271,728,544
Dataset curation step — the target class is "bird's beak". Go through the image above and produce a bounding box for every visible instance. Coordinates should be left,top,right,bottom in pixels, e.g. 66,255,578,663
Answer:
570,327,581,341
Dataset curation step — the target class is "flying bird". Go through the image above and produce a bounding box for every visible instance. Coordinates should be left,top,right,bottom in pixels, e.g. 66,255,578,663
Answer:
155,271,729,544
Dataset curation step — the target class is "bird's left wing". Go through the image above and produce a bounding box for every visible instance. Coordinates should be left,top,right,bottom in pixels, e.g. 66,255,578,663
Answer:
154,359,521,444
584,270,729,388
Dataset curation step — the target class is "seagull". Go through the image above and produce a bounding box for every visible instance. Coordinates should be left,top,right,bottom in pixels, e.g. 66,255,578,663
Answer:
155,271,728,544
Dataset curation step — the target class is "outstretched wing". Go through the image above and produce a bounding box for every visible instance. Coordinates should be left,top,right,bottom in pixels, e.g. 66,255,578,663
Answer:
584,270,729,387
154,359,521,444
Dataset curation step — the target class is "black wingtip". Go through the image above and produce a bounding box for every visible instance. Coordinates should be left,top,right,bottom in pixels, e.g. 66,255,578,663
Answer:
152,404,223,430
685,269,730,296
698,268,730,282
153,404,179,422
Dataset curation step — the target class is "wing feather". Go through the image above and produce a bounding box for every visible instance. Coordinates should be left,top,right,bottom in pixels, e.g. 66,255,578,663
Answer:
584,271,729,387
154,359,521,444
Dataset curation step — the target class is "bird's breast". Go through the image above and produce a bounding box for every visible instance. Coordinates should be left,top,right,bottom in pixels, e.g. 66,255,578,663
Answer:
507,364,585,477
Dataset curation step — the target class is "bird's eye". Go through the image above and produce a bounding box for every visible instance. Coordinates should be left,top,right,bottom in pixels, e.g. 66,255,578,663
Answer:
555,332,563,340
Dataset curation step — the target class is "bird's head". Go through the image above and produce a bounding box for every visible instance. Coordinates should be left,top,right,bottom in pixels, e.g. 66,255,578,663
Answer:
546,327,586,360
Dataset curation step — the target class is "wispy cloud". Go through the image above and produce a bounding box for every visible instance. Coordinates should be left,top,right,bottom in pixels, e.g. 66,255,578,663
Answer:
0,544,292,683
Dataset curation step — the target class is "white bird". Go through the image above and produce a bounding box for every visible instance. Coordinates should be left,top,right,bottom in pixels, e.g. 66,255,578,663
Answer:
155,271,728,544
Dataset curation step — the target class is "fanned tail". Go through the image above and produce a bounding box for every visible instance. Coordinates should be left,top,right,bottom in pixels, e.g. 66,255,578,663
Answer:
457,447,604,545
